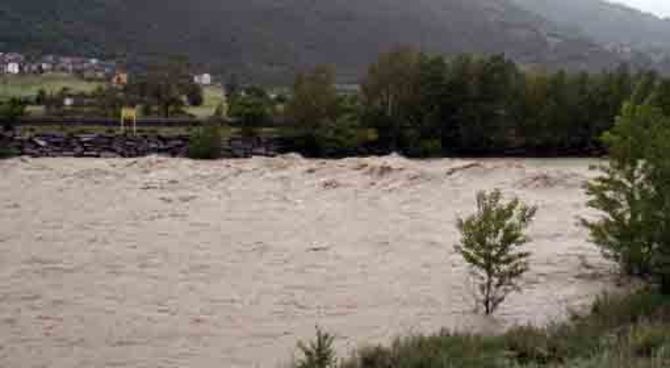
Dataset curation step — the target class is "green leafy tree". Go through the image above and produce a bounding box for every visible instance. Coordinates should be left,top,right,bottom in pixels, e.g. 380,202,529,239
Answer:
285,65,364,156
583,103,670,291
362,47,421,152
455,190,537,315
295,326,337,368
126,58,198,117
228,87,271,139
287,65,339,129
645,111,670,293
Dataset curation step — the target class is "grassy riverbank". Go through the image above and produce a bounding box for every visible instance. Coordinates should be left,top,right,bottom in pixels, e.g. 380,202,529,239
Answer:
334,290,670,368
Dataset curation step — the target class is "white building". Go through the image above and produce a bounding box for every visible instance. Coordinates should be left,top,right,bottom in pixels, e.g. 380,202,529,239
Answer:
194,73,212,86
5,62,20,74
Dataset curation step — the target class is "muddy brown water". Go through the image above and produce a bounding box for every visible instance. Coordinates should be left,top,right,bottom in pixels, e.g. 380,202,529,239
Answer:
0,156,618,367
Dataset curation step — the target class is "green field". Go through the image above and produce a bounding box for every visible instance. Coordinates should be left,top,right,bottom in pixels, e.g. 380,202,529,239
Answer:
185,86,227,118
1,74,225,120
0,73,102,101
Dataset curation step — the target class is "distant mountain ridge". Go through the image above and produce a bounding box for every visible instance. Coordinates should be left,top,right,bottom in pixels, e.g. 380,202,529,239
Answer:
0,0,665,82
511,0,670,64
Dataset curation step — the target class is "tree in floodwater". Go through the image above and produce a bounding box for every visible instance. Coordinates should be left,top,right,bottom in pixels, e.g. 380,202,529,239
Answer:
455,190,537,315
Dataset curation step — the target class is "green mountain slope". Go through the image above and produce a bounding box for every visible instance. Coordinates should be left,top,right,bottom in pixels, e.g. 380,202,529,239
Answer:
512,0,670,58
0,0,626,81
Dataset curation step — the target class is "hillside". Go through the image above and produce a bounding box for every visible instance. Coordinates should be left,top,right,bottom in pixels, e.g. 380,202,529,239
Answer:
0,0,628,82
512,0,670,64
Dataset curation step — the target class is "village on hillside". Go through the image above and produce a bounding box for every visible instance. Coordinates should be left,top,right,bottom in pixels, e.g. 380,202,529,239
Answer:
0,51,213,86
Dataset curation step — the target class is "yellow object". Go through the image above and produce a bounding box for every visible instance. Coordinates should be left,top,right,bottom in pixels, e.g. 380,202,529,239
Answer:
120,107,137,135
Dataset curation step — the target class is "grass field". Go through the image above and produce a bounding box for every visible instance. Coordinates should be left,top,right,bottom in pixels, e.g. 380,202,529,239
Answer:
1,74,224,120
185,85,227,118
0,73,103,101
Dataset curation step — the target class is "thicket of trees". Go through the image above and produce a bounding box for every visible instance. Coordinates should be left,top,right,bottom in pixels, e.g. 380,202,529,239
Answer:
120,59,204,118
284,48,670,158
283,66,370,157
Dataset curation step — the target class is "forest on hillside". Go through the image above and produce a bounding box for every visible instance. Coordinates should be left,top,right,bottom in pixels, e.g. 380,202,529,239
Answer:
0,0,639,82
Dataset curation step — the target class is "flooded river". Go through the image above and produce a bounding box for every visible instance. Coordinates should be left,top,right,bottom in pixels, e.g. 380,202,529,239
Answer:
0,155,617,367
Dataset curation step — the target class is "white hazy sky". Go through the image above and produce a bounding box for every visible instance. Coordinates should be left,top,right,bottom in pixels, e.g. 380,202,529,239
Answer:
608,0,670,18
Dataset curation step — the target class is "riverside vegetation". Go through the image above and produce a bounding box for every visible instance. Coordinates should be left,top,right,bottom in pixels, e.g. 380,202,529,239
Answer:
169,48,670,161
186,48,670,160
289,99,670,367
7,49,670,160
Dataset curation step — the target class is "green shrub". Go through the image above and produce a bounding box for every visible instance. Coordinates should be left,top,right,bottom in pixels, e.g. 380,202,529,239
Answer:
187,123,223,159
626,324,669,358
342,332,509,368
504,326,556,365
455,189,537,315
295,326,337,368
336,291,670,368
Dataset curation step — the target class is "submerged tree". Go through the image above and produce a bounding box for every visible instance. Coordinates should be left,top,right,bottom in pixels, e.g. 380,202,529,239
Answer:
295,326,337,368
455,190,537,315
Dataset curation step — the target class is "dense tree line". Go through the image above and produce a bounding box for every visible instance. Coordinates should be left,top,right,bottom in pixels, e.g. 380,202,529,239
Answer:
285,48,670,157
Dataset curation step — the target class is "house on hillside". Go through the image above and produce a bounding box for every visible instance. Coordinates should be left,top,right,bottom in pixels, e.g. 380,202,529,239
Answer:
194,73,212,86
0,52,24,74
112,71,129,87
5,62,20,74
23,62,49,74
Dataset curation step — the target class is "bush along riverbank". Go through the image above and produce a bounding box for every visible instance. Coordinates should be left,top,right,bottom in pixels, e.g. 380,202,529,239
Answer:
324,290,669,368
290,100,670,368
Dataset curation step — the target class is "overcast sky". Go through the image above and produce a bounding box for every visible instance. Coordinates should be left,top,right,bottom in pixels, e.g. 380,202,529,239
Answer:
608,0,670,17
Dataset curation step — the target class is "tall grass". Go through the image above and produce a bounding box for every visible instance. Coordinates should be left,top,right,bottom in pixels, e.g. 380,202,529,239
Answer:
294,290,670,368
